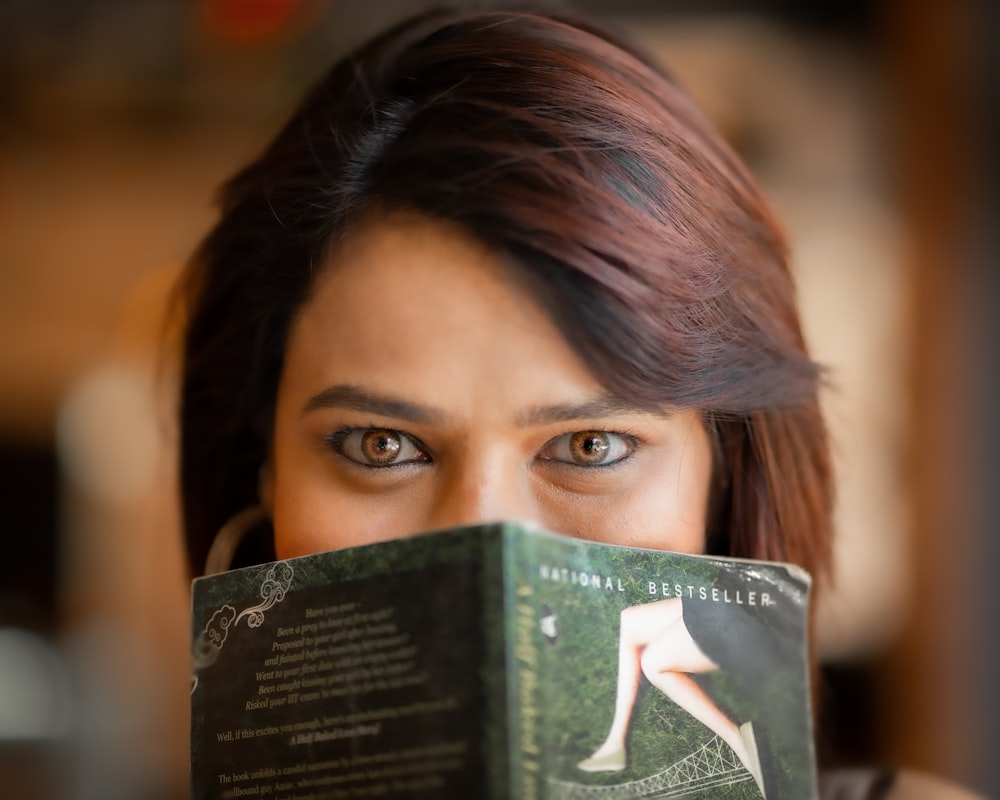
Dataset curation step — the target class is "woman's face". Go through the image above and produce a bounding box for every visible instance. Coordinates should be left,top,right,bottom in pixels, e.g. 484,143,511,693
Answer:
266,213,713,560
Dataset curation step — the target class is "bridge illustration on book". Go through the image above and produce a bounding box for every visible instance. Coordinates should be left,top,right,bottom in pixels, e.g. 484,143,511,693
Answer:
547,735,755,799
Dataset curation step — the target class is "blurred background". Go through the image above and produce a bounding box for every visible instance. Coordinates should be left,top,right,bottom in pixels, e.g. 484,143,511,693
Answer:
1,0,997,797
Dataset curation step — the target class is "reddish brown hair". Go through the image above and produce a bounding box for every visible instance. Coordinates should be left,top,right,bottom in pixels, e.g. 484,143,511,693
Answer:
180,8,833,585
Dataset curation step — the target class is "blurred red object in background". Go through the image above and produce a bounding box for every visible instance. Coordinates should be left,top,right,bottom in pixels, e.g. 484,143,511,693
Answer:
198,0,322,45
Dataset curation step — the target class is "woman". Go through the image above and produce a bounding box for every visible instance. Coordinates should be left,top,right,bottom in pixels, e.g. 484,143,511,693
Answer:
181,4,830,586
178,6,971,799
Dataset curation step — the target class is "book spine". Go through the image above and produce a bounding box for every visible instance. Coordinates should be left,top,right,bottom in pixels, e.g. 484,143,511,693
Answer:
502,524,543,800
478,528,510,799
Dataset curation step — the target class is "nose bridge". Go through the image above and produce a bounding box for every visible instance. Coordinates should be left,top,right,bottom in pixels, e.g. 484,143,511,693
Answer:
429,448,533,530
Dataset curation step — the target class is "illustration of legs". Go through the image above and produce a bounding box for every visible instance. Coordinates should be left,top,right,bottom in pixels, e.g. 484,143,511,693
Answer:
640,638,764,796
577,598,765,797
578,599,683,770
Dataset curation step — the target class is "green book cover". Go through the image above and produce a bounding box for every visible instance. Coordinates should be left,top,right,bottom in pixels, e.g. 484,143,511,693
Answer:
191,522,817,799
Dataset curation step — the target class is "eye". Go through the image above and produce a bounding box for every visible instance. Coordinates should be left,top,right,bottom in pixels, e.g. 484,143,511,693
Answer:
328,427,429,468
538,430,637,467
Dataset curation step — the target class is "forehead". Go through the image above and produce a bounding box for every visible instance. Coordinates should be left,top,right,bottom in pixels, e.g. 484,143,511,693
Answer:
282,213,608,415
306,212,549,351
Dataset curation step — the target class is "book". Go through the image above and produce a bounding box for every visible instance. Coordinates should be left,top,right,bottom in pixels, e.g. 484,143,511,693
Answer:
191,522,817,799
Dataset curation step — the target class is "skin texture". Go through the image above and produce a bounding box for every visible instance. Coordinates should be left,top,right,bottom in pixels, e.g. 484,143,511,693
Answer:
266,212,713,560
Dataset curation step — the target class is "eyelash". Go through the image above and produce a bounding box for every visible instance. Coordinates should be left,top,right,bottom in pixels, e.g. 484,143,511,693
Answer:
322,426,642,470
538,429,641,469
323,426,431,469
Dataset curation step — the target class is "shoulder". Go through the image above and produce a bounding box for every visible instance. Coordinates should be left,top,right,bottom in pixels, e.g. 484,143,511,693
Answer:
820,768,985,799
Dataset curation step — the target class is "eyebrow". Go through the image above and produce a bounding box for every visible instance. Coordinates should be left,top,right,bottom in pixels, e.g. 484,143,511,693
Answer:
302,384,445,424
302,384,657,427
516,394,657,426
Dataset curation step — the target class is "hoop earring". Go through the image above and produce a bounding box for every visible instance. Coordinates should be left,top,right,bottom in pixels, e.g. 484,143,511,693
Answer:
205,505,270,575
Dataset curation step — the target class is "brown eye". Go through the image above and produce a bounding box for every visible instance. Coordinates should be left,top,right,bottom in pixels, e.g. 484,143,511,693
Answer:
331,427,428,467
569,431,611,464
360,429,402,465
539,430,636,467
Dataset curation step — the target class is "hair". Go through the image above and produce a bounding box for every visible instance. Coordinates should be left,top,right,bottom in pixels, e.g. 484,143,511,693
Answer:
179,7,833,587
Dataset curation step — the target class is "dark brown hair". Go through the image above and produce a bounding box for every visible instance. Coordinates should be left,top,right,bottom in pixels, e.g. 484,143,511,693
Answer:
180,7,833,585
